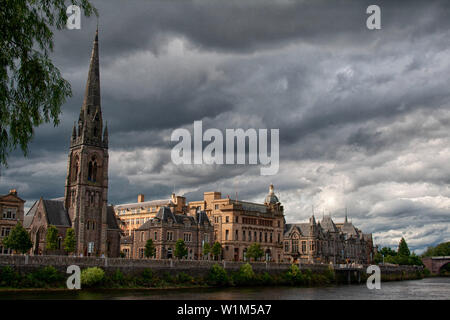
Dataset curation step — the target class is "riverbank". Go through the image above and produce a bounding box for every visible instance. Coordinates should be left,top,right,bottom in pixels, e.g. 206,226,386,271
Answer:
0,262,426,291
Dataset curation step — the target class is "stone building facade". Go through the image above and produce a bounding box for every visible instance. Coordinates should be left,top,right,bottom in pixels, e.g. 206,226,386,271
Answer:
24,30,121,257
114,193,186,237
283,214,374,264
0,190,25,255
188,184,285,262
128,207,214,260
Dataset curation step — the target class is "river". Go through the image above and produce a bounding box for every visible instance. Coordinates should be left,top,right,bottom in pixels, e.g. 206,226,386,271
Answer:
0,277,448,300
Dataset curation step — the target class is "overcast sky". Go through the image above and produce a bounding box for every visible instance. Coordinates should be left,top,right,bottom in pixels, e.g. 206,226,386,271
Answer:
2,0,449,253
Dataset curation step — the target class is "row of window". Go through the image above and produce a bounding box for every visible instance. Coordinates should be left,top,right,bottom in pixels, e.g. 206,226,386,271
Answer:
0,227,11,237
117,207,158,215
2,208,17,220
284,240,315,253
137,247,196,259
217,215,281,228
139,231,209,244
224,229,281,243
0,246,12,255
122,217,150,226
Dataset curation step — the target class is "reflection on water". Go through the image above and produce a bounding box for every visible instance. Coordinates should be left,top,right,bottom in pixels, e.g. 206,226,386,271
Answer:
0,277,449,300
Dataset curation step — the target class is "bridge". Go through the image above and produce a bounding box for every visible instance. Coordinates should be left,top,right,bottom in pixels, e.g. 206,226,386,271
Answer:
421,256,450,274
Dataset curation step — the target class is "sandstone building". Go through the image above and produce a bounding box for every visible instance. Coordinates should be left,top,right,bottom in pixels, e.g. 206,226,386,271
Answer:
126,206,214,259
283,214,374,264
0,190,25,255
114,193,186,236
24,30,121,257
188,184,285,262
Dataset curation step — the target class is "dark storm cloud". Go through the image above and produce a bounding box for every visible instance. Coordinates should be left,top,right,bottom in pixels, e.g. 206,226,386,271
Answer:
1,0,449,253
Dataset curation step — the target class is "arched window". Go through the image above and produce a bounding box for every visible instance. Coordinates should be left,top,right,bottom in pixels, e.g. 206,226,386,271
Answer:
87,156,97,182
73,156,79,181
93,162,97,182
88,162,93,181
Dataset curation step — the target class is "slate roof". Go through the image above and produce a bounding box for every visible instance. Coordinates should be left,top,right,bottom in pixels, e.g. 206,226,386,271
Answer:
137,206,211,230
114,199,173,210
236,201,268,214
24,200,39,228
284,223,311,237
107,205,120,230
320,215,339,233
337,221,359,237
42,199,71,227
195,209,211,225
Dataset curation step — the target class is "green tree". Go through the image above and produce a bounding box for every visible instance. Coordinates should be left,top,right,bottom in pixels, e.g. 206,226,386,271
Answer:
246,243,264,261
202,242,211,259
398,238,411,257
144,239,155,258
211,242,222,260
0,0,97,166
2,222,32,254
174,239,188,259
63,228,76,254
373,252,384,264
379,246,397,257
45,225,58,251
422,242,450,257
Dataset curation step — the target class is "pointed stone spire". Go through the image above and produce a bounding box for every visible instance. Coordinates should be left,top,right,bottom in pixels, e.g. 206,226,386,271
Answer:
82,28,101,113
103,121,108,146
76,28,104,146
345,207,348,223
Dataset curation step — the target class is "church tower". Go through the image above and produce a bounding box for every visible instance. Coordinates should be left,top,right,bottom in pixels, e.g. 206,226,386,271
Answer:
64,29,109,256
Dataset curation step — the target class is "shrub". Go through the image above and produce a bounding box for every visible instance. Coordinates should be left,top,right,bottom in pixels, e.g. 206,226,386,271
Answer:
0,266,20,287
176,272,194,284
324,266,336,283
258,272,273,286
285,264,305,285
136,269,159,287
110,269,125,286
81,267,105,287
233,263,255,286
207,263,229,286
162,271,175,284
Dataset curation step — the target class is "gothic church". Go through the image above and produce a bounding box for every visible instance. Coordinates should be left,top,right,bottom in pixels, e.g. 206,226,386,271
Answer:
24,30,121,257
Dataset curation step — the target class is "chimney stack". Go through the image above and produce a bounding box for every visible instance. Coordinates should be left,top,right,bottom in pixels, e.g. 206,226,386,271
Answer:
137,194,144,203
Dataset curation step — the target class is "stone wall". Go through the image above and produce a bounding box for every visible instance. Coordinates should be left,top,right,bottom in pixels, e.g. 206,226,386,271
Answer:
0,255,328,277
0,255,422,280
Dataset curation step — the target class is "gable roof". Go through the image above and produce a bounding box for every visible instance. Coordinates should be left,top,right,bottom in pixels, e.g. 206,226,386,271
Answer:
0,193,25,203
284,223,311,237
320,215,339,233
24,200,39,228
42,199,71,227
137,207,210,230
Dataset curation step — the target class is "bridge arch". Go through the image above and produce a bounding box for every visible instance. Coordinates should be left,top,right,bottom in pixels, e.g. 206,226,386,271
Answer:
438,261,450,274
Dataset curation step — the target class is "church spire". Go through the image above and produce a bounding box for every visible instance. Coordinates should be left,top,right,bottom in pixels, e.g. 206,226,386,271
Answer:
74,28,104,147
82,28,100,113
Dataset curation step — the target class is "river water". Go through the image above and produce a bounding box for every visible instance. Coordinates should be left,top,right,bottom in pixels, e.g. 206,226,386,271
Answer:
1,277,449,300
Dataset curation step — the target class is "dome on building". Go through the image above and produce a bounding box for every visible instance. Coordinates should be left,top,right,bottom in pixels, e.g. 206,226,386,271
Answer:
264,184,279,204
